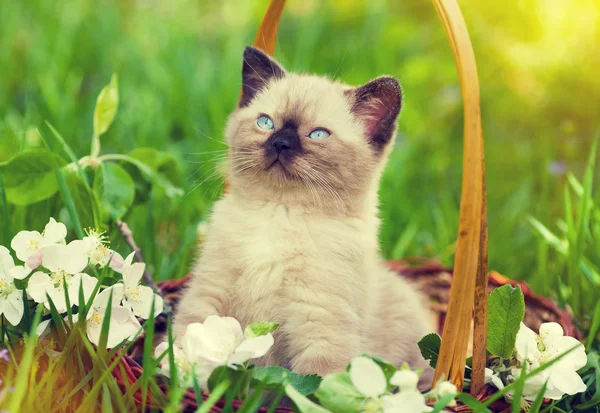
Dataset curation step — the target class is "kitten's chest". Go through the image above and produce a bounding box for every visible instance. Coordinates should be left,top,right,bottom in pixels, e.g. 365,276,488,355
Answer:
225,203,365,315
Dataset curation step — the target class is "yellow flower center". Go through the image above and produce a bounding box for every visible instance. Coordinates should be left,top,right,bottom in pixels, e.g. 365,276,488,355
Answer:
27,239,40,251
89,308,103,327
125,287,141,303
50,270,72,289
0,278,15,297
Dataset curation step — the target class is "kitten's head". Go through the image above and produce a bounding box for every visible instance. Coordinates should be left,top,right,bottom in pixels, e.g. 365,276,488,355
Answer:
225,46,402,214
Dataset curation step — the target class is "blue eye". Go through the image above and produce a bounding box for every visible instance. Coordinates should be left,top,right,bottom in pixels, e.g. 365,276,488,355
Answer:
308,129,330,140
257,115,274,130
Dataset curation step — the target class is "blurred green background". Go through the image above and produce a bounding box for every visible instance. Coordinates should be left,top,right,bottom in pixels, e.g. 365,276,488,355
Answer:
1,0,599,300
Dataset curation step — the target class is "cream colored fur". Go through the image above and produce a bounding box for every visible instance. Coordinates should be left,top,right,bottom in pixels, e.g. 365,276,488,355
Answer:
173,61,435,377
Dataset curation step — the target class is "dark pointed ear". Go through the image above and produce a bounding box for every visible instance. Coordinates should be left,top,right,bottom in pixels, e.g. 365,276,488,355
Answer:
240,46,285,108
346,76,402,151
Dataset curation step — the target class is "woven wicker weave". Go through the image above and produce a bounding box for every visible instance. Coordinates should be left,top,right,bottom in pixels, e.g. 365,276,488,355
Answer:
114,261,579,412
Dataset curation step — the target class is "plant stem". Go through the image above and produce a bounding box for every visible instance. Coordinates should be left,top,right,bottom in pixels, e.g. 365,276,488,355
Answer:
115,219,160,296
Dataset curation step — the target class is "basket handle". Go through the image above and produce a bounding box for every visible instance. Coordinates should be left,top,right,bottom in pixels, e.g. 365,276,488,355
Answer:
430,0,488,394
241,0,488,394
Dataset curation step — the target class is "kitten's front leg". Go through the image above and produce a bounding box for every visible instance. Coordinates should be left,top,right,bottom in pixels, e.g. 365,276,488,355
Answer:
172,255,236,341
284,286,363,376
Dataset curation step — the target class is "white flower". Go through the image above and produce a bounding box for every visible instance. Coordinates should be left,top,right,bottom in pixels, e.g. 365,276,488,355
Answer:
349,356,432,413
433,380,458,406
183,316,274,367
27,241,96,312
82,229,115,268
0,247,25,325
381,391,433,413
484,367,505,390
0,246,31,281
350,356,388,398
155,316,274,390
10,218,67,268
119,262,163,318
102,252,162,318
390,369,419,391
109,251,135,273
84,285,141,348
154,341,217,389
513,322,587,400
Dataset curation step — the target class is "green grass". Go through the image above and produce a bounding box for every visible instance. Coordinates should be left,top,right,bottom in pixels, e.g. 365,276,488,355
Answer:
1,0,598,291
0,0,599,411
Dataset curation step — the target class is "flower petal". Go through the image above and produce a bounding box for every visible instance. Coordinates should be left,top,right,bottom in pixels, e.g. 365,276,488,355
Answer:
10,264,32,280
27,271,53,304
3,289,24,325
64,240,89,274
68,273,99,307
108,251,125,272
539,322,563,340
26,250,44,270
515,322,540,362
182,323,209,362
123,262,145,288
11,231,42,261
125,285,155,319
92,284,125,313
222,317,244,346
229,334,274,366
484,368,505,390
544,336,587,371
203,315,238,354
105,306,142,348
46,286,69,313
382,391,432,413
390,370,419,391
42,244,70,273
41,218,67,246
0,246,15,277
548,368,587,398
349,356,387,398
155,341,170,360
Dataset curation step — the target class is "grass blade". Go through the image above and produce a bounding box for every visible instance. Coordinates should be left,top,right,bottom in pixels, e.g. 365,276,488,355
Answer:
195,379,231,413
0,175,11,246
6,305,43,412
37,130,85,239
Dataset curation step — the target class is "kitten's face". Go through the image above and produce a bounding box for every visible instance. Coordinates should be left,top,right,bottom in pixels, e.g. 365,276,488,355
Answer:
224,47,402,212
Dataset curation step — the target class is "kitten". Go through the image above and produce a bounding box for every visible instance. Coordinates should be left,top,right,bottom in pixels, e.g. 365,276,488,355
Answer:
173,46,435,377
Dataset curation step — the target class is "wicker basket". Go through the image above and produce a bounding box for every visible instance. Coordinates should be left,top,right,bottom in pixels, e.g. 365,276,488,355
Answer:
113,261,579,412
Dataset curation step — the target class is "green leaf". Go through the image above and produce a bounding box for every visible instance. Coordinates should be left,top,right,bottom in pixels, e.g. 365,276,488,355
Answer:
0,149,66,205
486,284,525,358
285,384,332,413
314,373,369,413
252,366,321,396
290,372,322,396
129,147,181,186
93,162,135,220
64,169,101,229
93,74,119,139
244,322,279,338
0,132,19,163
101,154,183,199
418,333,442,368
